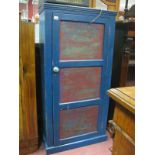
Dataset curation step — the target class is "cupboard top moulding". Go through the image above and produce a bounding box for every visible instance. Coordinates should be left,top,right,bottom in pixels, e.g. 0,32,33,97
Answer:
39,0,96,8
39,3,116,155
39,3,116,17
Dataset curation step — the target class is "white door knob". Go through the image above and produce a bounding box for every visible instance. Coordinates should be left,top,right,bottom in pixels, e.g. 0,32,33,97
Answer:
53,67,60,73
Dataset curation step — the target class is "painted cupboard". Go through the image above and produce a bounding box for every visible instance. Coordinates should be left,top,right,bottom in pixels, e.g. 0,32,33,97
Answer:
39,3,116,155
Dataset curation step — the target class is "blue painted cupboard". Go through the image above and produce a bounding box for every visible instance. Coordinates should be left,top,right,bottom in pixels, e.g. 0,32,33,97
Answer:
39,3,116,155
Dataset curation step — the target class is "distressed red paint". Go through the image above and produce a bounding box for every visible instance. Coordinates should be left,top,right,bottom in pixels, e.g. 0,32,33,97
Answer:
60,67,101,103
60,21,104,60
60,106,98,139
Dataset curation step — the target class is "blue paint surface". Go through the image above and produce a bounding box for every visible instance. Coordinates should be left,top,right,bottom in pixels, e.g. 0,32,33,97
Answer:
39,3,116,154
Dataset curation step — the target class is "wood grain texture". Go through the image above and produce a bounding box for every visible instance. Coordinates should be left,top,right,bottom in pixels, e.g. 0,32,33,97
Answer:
19,21,38,155
101,0,120,13
113,104,135,140
112,129,135,155
128,31,135,38
108,87,135,114
108,87,135,155
119,53,130,87
89,0,96,8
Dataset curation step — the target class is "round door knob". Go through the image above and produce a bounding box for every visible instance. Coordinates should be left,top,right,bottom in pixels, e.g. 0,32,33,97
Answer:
53,66,60,73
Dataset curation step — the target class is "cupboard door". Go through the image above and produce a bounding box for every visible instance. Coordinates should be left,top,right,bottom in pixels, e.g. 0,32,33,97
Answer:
52,13,109,145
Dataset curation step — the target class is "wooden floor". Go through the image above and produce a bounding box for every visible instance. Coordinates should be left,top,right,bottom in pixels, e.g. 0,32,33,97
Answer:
29,135,113,155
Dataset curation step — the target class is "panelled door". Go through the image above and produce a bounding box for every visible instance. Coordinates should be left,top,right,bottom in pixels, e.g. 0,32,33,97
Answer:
52,12,110,145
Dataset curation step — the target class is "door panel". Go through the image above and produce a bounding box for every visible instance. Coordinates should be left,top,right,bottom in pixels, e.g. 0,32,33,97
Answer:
60,67,101,103
60,105,98,139
52,13,108,145
60,21,104,61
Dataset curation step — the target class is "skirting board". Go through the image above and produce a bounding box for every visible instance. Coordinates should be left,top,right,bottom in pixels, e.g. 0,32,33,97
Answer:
43,134,108,155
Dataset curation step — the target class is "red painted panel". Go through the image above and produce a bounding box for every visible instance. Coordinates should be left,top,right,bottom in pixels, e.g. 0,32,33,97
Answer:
60,21,104,60
60,67,101,103
60,106,98,139
28,0,33,20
